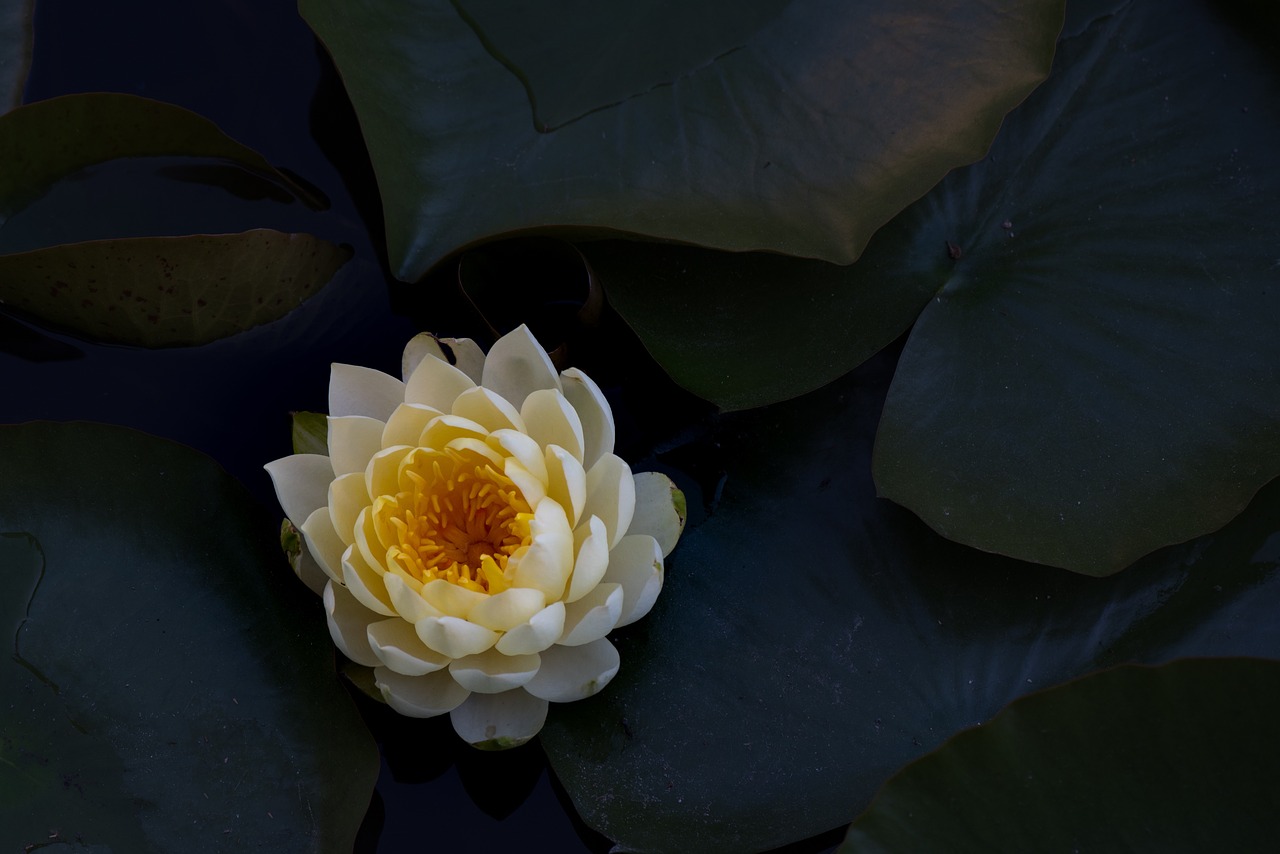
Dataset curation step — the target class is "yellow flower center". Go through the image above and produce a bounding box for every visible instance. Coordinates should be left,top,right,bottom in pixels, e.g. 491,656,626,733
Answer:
375,446,532,594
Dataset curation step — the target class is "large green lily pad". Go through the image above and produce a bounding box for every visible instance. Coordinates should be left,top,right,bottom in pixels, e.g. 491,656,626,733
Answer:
0,422,378,852
842,658,1280,852
539,357,1280,853
300,0,1063,281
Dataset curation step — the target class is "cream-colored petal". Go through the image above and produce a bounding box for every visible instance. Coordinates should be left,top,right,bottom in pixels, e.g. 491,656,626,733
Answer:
365,444,412,500
448,649,541,694
328,472,370,546
382,402,443,448
604,534,664,628
451,386,526,434
415,615,499,658
504,460,548,508
342,544,395,616
353,506,387,579
566,515,609,603
584,454,636,549
265,454,332,526
558,583,623,646
480,323,561,409
368,618,451,676
468,587,547,632
405,349,476,411
440,337,485,383
376,666,469,718
420,578,487,618
301,506,345,584
420,414,489,450
511,499,574,600
523,638,620,703
401,332,448,382
449,689,548,749
328,415,385,476
494,602,565,655
627,471,686,558
443,436,506,468
560,367,615,470
488,429,548,483
330,363,404,421
521,389,585,462
545,445,586,528
293,545,329,596
384,572,442,623
324,580,381,666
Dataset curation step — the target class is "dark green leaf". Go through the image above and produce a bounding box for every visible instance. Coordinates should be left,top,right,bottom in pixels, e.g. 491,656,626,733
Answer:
300,0,1063,280
842,658,1280,853
871,0,1280,573
0,230,351,347
540,360,1280,853
292,410,330,456
0,422,377,852
0,0,32,111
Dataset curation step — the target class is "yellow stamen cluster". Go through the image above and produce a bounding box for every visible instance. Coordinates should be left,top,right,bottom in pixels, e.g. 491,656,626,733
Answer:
374,446,532,594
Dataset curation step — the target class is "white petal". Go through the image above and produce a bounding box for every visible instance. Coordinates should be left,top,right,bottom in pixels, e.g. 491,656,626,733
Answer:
511,499,574,599
368,618,450,675
384,572,442,623
444,436,506,468
292,542,330,596
504,459,548,508
604,534,664,628
365,445,412,500
353,505,387,580
342,545,395,616
265,454,333,526
560,367,615,470
488,429,549,483
420,578,487,618
451,386,526,434
584,454,636,549
566,515,609,603
421,414,489,449
328,471,370,546
449,689,548,749
401,332,448,382
481,324,561,409
495,602,566,655
376,666,469,718
521,389,585,462
301,506,345,584
558,583,623,646
405,348,476,411
440,337,485,383
524,639,620,703
448,649,541,694
468,587,547,631
328,415,385,476
627,471,686,558
416,615,499,658
545,445,586,528
330,363,405,421
382,402,443,448
324,580,381,666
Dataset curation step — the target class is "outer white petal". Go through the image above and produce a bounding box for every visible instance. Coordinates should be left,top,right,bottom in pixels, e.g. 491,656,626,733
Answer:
560,367,615,470
329,363,405,421
376,666,470,718
440,337,486,383
521,389,585,462
511,499,574,599
328,472,370,546
265,454,332,526
365,445,412,501
481,323,562,409
405,349,476,411
451,386,526,434
627,471,686,558
384,572,442,623
545,445,586,528
494,602,566,655
448,649,541,694
368,618,450,675
449,689,548,749
583,454,637,549
468,587,547,632
292,545,329,596
301,506,345,584
488,429,549,484
324,580,381,666
416,615,499,658
566,515,609,603
604,534,665,628
382,402,443,448
342,545,395,616
328,415,385,476
523,639,620,703
401,332,449,382
558,583,623,647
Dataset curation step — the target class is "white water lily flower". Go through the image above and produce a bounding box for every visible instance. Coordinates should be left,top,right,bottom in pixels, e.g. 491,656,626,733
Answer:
266,325,684,748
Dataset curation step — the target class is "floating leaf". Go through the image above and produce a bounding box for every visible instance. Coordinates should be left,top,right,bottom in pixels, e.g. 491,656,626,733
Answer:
842,658,1280,852
300,0,1063,280
0,422,377,851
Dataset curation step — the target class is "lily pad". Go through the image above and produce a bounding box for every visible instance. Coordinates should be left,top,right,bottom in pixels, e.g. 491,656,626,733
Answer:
300,0,1063,280
0,422,378,851
539,356,1280,853
0,230,351,347
868,0,1280,573
842,658,1280,852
